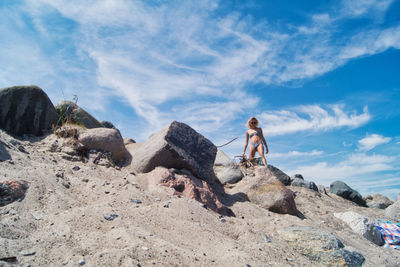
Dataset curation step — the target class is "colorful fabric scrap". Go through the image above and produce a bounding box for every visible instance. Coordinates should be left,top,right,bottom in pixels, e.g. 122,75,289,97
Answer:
374,220,400,249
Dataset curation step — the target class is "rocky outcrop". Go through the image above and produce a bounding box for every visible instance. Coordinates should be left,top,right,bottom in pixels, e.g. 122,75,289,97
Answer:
280,226,365,267
213,149,243,184
55,100,103,129
291,178,318,192
330,181,367,207
156,168,233,216
334,211,384,246
290,174,303,183
255,165,290,186
0,180,29,206
0,85,58,136
78,128,128,162
131,121,217,184
365,194,394,209
385,200,400,222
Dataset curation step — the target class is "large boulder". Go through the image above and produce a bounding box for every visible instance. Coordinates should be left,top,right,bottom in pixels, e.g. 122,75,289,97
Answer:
55,100,103,129
213,149,243,184
230,167,298,215
330,181,367,207
78,128,128,162
0,85,58,136
291,178,318,192
131,121,217,184
385,200,400,222
334,211,384,246
280,226,365,267
255,165,290,185
365,194,394,209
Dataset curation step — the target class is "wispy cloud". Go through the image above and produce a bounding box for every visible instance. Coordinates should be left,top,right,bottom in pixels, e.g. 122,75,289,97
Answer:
269,150,323,158
259,105,371,136
0,0,398,136
288,153,396,182
358,133,392,151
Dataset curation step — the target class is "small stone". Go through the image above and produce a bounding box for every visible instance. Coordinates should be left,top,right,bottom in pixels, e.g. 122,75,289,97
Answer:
62,182,71,189
72,166,80,171
104,214,119,221
20,250,36,256
220,217,226,223
131,198,142,204
155,198,161,202
142,247,149,251
163,202,170,208
78,259,86,265
82,178,89,183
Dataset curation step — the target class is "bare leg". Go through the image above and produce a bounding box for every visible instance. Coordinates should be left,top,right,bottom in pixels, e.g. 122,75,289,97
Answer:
249,144,256,161
257,144,267,166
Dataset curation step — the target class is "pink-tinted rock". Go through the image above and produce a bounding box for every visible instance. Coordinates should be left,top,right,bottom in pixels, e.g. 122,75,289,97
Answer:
158,169,233,216
0,180,29,206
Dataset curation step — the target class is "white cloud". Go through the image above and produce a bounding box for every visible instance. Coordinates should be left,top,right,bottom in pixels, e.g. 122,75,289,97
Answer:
341,0,394,18
288,153,396,182
269,150,323,158
358,134,392,151
259,105,371,136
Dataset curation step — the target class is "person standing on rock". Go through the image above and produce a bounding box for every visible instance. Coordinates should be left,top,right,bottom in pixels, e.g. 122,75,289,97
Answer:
242,117,269,166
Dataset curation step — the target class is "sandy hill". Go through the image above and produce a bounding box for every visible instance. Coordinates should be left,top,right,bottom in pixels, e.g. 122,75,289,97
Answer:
1,128,399,267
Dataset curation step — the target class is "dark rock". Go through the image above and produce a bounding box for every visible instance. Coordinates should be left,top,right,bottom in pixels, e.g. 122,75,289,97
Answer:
104,214,119,221
101,121,116,129
290,174,304,182
131,198,142,204
55,100,103,129
330,181,367,207
0,141,11,162
72,166,80,171
0,85,58,136
131,121,217,184
291,178,318,192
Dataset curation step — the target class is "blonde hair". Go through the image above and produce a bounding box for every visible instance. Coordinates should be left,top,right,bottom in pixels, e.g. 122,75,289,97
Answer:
247,117,259,128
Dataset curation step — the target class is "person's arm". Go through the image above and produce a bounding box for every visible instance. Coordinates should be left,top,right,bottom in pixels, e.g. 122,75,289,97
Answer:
260,128,269,154
242,131,249,157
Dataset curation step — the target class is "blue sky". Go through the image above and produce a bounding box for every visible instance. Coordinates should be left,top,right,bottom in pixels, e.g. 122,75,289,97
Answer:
1,0,399,199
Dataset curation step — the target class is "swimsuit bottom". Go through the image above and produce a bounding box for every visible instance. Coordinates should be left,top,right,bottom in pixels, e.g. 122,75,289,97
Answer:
251,142,261,149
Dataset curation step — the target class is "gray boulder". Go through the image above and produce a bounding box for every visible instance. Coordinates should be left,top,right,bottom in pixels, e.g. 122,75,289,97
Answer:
385,200,400,222
131,121,217,184
290,174,303,183
78,128,128,162
280,226,365,267
334,211,384,246
365,194,394,209
101,120,116,129
213,149,243,184
55,100,103,129
291,178,318,192
255,165,290,185
0,85,58,136
330,181,367,207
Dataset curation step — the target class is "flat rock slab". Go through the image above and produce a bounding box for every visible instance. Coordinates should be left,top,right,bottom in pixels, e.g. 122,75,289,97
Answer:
280,226,365,267
0,85,58,136
131,121,217,183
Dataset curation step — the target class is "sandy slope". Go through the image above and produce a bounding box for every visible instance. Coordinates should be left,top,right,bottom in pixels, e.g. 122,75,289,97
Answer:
1,131,399,267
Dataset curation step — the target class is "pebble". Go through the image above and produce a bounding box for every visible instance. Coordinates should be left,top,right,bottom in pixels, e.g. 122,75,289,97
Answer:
131,198,142,204
20,250,36,256
78,259,86,265
72,166,80,171
62,182,71,189
163,202,170,208
155,198,161,202
142,247,149,251
104,214,119,221
220,217,226,223
82,178,89,183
